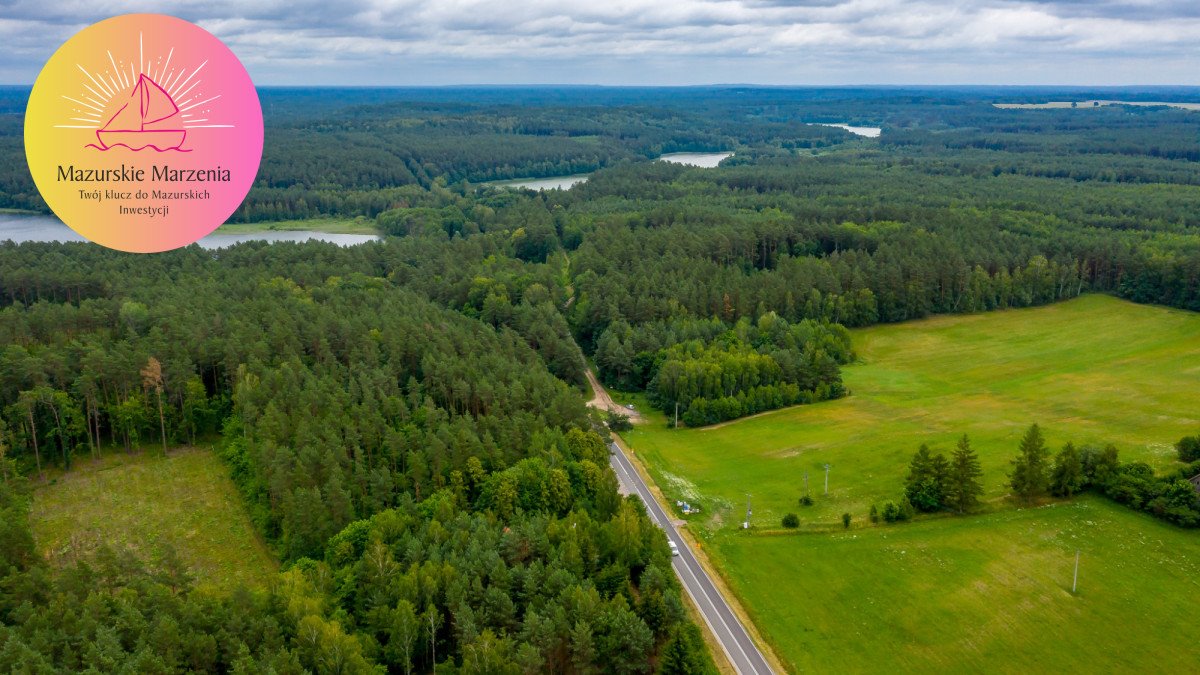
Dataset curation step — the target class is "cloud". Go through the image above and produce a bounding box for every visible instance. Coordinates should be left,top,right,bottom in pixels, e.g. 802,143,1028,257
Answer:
1,0,1197,84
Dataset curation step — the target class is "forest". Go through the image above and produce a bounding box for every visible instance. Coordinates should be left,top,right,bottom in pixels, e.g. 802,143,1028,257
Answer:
2,84,1200,671
0,242,715,673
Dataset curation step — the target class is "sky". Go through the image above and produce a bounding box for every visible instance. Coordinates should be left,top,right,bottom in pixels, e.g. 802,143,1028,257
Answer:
2,0,1198,86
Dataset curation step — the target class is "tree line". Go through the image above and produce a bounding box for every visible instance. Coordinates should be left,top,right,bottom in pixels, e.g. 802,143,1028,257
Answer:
872,425,1200,528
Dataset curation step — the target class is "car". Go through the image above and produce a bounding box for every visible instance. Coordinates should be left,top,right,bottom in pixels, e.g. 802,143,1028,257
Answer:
668,540,679,556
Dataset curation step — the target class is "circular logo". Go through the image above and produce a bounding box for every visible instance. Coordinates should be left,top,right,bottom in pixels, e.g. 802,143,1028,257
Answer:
25,14,263,252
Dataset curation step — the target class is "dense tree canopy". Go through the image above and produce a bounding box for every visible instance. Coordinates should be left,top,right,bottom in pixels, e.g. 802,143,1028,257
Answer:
2,84,1200,669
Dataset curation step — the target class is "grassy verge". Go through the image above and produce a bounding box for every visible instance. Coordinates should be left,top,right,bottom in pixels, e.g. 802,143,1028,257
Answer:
29,446,277,590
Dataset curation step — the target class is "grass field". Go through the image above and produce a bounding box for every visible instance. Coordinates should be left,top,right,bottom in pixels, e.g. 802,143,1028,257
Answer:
717,496,1200,672
30,447,277,590
216,216,379,235
618,295,1200,671
625,295,1200,529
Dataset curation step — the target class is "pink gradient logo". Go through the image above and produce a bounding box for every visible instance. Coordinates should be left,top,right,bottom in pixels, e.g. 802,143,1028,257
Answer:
26,14,263,252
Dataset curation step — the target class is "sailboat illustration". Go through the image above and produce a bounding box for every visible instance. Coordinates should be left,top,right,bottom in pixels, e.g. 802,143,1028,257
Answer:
94,73,188,151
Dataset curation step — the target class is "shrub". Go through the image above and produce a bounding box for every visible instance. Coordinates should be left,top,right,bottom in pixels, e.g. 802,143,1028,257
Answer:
799,494,814,507
781,513,800,528
842,512,851,529
881,499,913,523
1177,435,1200,463
608,413,633,432
869,504,879,523
881,502,899,523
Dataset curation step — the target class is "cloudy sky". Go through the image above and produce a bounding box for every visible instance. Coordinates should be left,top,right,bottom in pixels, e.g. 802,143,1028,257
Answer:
2,0,1197,85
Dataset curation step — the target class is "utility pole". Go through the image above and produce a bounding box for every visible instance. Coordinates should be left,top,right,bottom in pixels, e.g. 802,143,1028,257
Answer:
1072,550,1080,594
824,463,831,495
744,493,752,529
803,471,809,496
674,401,679,428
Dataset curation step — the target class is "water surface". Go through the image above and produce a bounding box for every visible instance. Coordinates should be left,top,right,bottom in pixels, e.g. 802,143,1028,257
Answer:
0,214,379,248
809,123,881,138
491,151,735,190
487,174,591,190
657,152,733,167
995,100,1200,111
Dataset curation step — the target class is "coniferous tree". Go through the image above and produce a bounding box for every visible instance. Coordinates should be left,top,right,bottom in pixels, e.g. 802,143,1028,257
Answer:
905,443,947,512
947,434,984,513
1010,424,1051,502
1050,442,1085,497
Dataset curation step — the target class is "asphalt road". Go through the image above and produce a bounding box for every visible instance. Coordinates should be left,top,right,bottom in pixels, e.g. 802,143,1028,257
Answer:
609,441,775,675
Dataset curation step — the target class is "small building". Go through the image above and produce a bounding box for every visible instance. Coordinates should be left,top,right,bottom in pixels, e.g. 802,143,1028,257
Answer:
1189,474,1200,494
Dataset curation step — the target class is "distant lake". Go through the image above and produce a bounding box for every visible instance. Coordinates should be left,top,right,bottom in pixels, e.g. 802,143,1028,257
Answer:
994,100,1200,111
490,151,734,191
0,214,380,248
810,123,882,138
487,173,591,190
657,151,733,167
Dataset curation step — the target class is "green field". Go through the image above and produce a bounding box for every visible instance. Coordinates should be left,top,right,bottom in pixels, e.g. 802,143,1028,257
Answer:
620,295,1200,671
216,216,379,235
30,447,277,590
719,496,1200,672
625,295,1200,528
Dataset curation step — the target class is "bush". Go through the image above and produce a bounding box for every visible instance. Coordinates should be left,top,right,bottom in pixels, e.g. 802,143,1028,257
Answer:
881,499,912,523
869,504,879,523
799,494,814,507
1177,435,1200,463
842,512,851,529
608,412,633,432
781,513,800,528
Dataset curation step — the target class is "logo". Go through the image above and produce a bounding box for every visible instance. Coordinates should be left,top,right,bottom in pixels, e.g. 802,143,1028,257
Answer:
25,14,263,252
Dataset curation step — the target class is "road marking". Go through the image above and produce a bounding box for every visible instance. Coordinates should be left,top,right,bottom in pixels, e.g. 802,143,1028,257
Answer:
609,444,769,675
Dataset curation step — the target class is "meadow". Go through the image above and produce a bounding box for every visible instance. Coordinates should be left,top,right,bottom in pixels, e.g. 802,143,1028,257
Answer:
717,496,1200,672
624,295,1200,529
618,294,1200,671
29,447,278,590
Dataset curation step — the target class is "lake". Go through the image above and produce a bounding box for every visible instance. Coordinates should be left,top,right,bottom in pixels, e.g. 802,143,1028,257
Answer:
492,151,734,190
994,100,1200,111
657,151,733,167
809,123,882,138
486,173,592,190
0,214,380,248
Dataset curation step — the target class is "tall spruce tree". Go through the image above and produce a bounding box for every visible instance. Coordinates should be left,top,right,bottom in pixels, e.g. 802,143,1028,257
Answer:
1010,424,1051,502
1050,442,1085,497
905,443,948,512
947,434,984,513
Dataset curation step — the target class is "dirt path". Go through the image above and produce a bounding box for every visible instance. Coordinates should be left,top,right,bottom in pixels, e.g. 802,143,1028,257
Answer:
584,368,643,422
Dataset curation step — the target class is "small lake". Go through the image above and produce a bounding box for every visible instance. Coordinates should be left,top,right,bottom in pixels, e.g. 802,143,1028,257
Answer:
810,123,882,138
994,100,1200,111
487,173,591,190
491,151,734,191
0,214,380,248
657,152,733,167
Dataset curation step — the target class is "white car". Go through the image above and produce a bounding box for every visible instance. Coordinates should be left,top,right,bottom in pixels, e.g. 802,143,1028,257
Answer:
668,540,680,556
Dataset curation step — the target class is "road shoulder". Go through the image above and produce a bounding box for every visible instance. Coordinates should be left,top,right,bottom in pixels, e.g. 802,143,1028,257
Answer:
611,432,791,674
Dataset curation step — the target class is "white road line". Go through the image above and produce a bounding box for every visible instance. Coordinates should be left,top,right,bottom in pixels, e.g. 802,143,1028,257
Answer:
610,444,769,674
